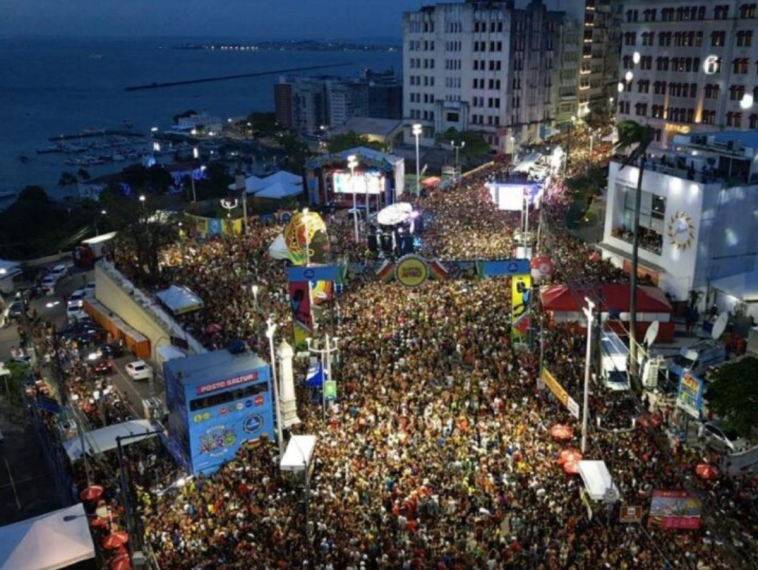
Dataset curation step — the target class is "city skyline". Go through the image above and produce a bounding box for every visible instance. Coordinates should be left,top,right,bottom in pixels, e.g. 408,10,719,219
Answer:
1,0,582,39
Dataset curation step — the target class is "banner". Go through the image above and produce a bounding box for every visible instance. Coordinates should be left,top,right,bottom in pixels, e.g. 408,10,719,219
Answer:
288,281,313,347
511,274,532,341
541,368,580,419
676,373,704,419
648,490,702,529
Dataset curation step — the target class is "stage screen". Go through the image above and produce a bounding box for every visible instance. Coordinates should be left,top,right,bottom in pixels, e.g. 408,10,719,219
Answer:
333,170,385,195
487,183,540,211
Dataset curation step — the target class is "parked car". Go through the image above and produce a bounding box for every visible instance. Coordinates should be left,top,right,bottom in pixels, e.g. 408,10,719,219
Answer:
84,282,96,297
700,421,749,454
99,340,125,359
126,360,153,381
58,321,106,346
68,289,86,308
2,300,24,324
88,359,114,375
49,264,68,280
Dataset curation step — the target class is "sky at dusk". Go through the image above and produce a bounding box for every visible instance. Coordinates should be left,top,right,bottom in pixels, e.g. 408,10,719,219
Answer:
1,0,579,39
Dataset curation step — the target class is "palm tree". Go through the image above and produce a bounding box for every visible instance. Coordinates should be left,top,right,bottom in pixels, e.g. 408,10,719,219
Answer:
613,120,655,382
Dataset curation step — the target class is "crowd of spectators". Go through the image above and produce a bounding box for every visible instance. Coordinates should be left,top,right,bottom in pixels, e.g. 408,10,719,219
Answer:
97,163,758,570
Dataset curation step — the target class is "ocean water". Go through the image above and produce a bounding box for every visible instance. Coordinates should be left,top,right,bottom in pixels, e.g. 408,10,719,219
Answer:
0,37,402,203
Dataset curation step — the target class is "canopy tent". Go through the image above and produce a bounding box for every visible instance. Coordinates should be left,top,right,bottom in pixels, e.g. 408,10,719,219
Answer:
261,170,303,188
0,259,21,280
0,503,95,570
227,175,268,194
280,435,317,472
512,152,543,174
156,285,204,316
255,182,303,200
63,419,157,461
578,460,619,503
541,284,675,341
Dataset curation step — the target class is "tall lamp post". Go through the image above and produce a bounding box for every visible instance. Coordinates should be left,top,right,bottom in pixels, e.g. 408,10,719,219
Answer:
347,154,359,242
306,334,339,420
190,147,200,203
412,123,423,196
451,140,465,178
581,297,596,454
235,166,248,234
265,318,285,458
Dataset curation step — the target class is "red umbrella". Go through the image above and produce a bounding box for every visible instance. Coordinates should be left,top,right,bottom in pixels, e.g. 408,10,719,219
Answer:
110,554,132,570
79,485,104,502
696,463,719,480
206,323,222,334
550,424,574,442
563,461,581,475
89,516,109,529
102,531,129,550
558,449,583,465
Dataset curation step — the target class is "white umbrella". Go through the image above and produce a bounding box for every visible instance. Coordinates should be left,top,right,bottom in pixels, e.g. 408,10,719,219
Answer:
377,202,413,226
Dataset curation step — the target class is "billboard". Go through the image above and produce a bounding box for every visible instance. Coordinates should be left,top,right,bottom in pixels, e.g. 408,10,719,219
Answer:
648,490,703,529
511,274,532,341
164,352,274,475
676,372,704,419
333,170,385,195
541,368,580,419
487,183,540,211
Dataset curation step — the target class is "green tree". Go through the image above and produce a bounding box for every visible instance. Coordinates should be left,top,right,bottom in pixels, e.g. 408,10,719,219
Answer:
585,99,611,132
439,129,491,164
706,357,758,437
98,190,178,286
147,164,174,194
58,171,78,186
17,185,49,203
614,120,655,379
246,112,284,139
327,130,386,154
279,133,312,174
194,162,234,200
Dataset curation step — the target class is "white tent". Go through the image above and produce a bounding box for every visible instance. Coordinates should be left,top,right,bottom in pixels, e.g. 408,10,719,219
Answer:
227,175,269,194
0,503,95,570
256,182,303,200
262,170,303,188
156,285,204,315
63,419,157,461
578,460,619,502
280,435,317,472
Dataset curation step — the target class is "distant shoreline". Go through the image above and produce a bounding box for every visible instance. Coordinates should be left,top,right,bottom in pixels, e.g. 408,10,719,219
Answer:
176,40,400,53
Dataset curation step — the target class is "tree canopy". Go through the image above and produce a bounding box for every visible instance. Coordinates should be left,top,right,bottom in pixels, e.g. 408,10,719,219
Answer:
246,112,285,139
327,131,387,154
706,357,758,437
614,120,655,168
438,129,491,163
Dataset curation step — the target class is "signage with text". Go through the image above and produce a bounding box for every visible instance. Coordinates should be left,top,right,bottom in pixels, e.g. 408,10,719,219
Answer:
541,368,580,419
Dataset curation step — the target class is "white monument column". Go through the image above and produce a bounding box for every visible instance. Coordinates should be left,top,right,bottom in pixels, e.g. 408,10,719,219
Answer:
277,340,301,428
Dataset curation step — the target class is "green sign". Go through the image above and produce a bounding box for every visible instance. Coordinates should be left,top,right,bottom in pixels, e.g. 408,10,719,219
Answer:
324,380,337,400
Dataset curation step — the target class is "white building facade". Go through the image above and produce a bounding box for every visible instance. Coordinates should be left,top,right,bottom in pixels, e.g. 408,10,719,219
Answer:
402,0,578,152
600,131,758,304
617,0,758,149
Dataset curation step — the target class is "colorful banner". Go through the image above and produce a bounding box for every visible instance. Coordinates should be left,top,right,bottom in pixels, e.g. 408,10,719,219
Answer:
288,281,313,347
676,372,704,419
540,368,580,419
648,490,702,529
511,274,532,341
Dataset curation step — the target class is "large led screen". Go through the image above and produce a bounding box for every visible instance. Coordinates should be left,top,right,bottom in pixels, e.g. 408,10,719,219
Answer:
333,170,385,195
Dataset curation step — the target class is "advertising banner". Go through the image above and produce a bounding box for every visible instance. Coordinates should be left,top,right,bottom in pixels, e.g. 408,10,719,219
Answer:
511,274,532,341
288,281,313,347
676,373,704,419
648,490,702,529
541,368,580,419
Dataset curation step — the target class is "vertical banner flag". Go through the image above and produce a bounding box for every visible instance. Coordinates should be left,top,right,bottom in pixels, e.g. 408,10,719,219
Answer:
288,281,313,348
511,274,532,341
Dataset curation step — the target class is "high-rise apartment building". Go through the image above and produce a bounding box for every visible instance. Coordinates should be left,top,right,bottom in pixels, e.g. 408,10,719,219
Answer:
578,0,623,117
617,0,758,148
274,71,402,136
402,0,581,153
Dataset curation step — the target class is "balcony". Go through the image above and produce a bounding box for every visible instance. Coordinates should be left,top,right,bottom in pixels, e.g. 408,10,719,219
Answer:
611,226,663,256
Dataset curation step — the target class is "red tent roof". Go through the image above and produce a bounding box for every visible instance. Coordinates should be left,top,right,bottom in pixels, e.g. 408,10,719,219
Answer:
540,284,672,313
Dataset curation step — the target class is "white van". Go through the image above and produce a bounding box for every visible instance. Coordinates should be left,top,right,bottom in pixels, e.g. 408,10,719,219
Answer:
668,340,726,381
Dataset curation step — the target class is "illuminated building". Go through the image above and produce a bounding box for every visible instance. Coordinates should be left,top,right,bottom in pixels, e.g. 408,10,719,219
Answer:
600,130,758,313
617,0,758,148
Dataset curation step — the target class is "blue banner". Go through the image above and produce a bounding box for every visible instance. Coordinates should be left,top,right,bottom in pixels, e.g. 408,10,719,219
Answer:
287,265,341,283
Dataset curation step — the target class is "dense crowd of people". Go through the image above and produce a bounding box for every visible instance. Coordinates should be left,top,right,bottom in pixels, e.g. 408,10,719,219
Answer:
94,162,758,570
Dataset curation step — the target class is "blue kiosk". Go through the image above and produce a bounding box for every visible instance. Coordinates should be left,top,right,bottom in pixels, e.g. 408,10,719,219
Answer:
163,349,274,475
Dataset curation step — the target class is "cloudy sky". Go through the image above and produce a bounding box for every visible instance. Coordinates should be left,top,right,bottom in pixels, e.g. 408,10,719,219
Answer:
1,0,580,39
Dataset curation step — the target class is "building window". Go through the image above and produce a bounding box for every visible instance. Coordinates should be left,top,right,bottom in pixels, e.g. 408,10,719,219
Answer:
733,58,750,74
616,188,666,255
705,84,720,99
738,31,754,48
711,31,726,47
750,114,758,129
741,3,758,19
624,32,637,46
715,5,730,20
730,85,746,100
702,110,717,125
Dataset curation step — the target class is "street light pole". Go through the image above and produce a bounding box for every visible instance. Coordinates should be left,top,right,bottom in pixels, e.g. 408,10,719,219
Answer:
266,319,285,458
451,140,465,177
306,335,339,420
581,297,596,454
190,147,199,203
412,124,422,196
348,155,359,242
